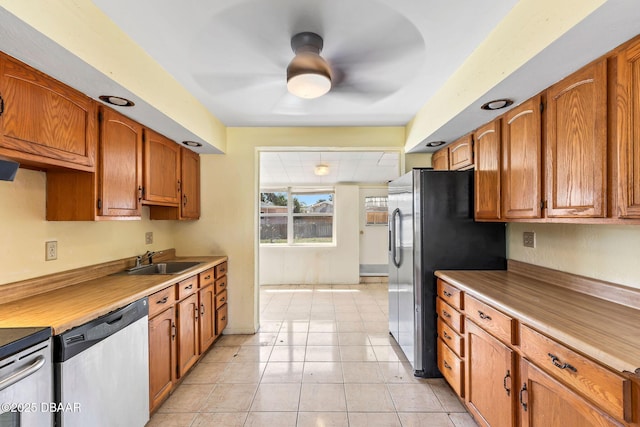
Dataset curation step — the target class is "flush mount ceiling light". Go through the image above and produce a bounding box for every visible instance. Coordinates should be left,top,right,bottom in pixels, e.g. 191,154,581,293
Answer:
425,141,446,147
287,32,332,99
98,95,135,107
314,164,330,176
480,98,513,111
182,140,202,148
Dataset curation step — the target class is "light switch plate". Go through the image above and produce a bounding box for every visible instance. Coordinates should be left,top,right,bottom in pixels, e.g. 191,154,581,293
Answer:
46,241,58,261
523,231,535,248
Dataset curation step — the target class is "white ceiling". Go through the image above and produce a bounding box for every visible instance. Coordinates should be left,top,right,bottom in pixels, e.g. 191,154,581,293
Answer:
91,0,519,127
260,151,400,187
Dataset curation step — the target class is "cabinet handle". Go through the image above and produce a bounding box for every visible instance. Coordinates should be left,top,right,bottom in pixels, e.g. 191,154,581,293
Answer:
503,370,511,396
200,303,205,316
442,331,452,340
220,297,226,303
547,353,577,372
204,275,211,280
478,310,492,321
156,296,168,304
138,186,143,202
171,322,176,341
194,306,198,320
0,95,4,116
519,383,528,411
177,180,181,194
185,284,193,290
443,361,452,370
183,194,188,207
441,310,451,319
221,316,226,321
443,290,452,297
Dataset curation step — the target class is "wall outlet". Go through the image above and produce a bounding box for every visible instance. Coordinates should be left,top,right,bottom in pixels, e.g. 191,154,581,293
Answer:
523,231,535,248
45,241,58,261
145,232,153,245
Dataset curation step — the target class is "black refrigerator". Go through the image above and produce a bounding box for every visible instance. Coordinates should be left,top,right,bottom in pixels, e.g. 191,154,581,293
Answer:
388,168,506,377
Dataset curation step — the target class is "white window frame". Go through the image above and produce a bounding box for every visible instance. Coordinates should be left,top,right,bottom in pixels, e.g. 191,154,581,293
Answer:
260,187,335,246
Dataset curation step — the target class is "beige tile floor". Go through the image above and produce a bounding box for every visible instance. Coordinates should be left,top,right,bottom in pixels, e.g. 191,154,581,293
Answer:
147,284,477,427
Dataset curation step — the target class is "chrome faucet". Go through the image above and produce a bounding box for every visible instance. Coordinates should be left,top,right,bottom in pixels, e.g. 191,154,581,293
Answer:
134,250,161,268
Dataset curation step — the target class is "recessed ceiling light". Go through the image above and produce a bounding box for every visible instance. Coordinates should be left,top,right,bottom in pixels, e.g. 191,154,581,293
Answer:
182,141,202,147
425,141,446,147
481,98,513,110
99,95,135,107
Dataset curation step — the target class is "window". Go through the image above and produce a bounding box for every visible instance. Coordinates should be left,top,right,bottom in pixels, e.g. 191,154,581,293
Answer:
260,189,334,244
365,196,388,225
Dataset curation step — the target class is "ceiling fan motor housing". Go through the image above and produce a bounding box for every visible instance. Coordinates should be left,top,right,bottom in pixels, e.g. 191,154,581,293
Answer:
287,31,332,98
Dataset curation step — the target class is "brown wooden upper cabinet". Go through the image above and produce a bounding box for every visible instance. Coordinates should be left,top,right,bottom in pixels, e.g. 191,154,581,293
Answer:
143,129,180,206
545,59,607,218
502,96,542,219
432,147,449,170
46,107,143,220
180,147,201,220
0,52,96,171
474,119,501,221
448,134,474,170
616,37,640,219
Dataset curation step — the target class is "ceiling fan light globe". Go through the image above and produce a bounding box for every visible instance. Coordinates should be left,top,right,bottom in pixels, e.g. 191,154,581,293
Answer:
287,73,331,99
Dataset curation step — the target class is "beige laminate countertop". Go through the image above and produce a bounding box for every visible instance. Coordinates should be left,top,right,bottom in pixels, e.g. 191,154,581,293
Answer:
0,256,227,335
435,270,640,375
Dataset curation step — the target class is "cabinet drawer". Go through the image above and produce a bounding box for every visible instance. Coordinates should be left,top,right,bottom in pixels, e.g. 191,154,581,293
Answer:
215,289,228,310
465,295,514,344
436,297,463,333
199,268,214,288
520,324,630,422
216,304,228,335
148,286,176,318
437,318,464,357
177,276,198,300
215,276,227,294
438,337,464,397
215,262,227,278
437,279,463,310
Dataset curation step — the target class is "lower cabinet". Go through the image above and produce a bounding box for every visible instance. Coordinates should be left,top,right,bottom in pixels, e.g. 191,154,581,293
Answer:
147,260,229,414
465,320,516,427
519,359,623,427
148,307,176,413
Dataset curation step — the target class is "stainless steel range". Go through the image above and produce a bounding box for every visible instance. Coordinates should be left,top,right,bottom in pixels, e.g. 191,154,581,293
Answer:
0,327,53,427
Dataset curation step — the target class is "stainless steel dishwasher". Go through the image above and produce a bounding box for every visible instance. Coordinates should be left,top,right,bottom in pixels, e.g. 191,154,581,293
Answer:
53,298,149,427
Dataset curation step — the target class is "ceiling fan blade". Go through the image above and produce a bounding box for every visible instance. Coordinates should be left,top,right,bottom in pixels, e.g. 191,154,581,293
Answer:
271,92,310,115
192,72,282,96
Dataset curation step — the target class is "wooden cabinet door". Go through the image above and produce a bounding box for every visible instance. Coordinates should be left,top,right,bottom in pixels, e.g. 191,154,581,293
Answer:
98,107,143,217
180,147,200,219
143,129,180,205
465,320,516,427
0,52,97,171
176,293,199,378
546,59,607,217
519,359,622,427
432,148,449,170
449,134,474,170
198,284,215,353
616,38,640,218
474,119,502,220
148,307,176,413
502,96,542,219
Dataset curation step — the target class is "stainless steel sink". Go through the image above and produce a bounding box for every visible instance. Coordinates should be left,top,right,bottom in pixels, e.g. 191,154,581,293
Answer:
118,261,202,275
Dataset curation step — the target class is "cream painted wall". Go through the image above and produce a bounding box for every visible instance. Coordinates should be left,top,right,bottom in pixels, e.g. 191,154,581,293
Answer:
404,153,432,171
359,187,389,268
172,127,405,334
0,169,176,285
259,185,360,285
508,223,640,289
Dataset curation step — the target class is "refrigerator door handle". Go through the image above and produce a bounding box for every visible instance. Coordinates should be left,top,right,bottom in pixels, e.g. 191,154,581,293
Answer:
391,208,401,267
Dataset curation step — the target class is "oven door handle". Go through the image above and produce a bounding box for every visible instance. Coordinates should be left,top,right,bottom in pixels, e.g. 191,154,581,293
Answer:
0,355,45,392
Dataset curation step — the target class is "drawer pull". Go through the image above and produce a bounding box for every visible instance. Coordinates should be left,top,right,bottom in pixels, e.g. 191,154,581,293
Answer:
205,275,211,280
441,310,451,319
519,383,528,411
185,284,193,290
156,296,168,304
221,316,226,321
443,361,452,370
220,297,226,303
443,290,452,297
548,353,577,372
442,331,452,340
478,310,492,321
503,370,511,396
